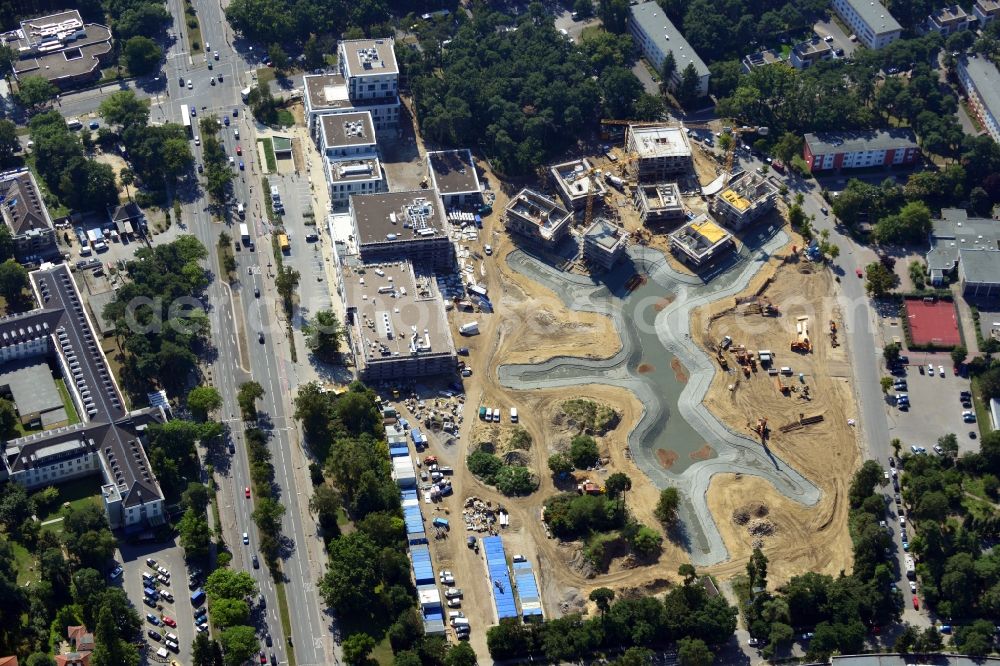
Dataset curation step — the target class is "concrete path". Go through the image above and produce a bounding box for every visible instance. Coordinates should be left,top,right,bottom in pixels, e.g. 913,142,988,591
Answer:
499,228,821,566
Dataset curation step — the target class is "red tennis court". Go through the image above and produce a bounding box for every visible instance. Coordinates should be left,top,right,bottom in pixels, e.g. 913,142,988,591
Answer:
905,298,961,347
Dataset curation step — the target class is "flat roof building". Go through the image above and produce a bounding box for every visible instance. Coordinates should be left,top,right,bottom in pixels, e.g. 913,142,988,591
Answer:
303,71,400,134
832,0,902,49
803,129,919,171
742,49,785,73
0,262,167,532
625,124,693,182
926,208,1000,286
504,188,573,248
0,168,59,262
341,259,456,381
351,189,453,270
549,158,607,212
427,150,482,207
709,172,778,230
959,248,1000,298
789,37,833,69
975,0,1000,24
3,10,113,88
926,5,974,34
319,111,376,158
0,360,65,427
668,214,735,267
633,182,685,225
582,218,628,270
628,2,709,97
957,56,1000,144
327,155,385,207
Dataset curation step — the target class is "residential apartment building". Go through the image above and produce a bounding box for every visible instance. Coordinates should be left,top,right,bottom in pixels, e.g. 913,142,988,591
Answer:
0,168,59,262
504,189,573,249
1,263,167,532
925,5,974,34
957,56,1000,144
318,112,385,206
789,38,833,69
427,150,482,208
974,0,1000,25
338,39,399,103
339,259,457,381
709,172,778,230
1,10,113,88
802,129,919,171
633,183,685,225
303,73,400,134
582,218,628,270
831,0,902,49
628,1,709,97
350,189,454,270
625,125,693,182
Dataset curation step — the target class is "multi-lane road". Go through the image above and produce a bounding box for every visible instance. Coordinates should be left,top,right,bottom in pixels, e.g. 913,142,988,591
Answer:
146,0,335,662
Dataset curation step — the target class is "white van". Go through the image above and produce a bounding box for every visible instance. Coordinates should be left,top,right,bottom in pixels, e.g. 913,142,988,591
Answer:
270,186,280,201
156,647,169,659
67,118,83,130
510,407,518,422
237,203,245,217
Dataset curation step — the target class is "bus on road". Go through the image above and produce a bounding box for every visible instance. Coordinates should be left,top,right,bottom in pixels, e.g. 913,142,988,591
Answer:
180,105,191,135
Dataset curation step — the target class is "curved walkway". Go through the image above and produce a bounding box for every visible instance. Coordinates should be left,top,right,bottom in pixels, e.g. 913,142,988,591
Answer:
499,228,821,566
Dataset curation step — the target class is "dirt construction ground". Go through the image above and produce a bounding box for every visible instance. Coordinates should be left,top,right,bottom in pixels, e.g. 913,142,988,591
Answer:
691,249,859,586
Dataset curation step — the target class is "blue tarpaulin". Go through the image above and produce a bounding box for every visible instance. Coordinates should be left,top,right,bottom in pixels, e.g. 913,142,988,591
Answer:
401,488,419,502
389,445,409,458
482,536,518,619
410,545,435,585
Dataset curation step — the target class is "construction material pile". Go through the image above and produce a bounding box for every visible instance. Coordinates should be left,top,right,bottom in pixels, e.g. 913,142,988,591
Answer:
462,496,505,535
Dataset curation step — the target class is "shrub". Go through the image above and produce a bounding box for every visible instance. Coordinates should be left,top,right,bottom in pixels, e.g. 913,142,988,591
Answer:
495,466,537,496
570,434,600,469
467,450,503,484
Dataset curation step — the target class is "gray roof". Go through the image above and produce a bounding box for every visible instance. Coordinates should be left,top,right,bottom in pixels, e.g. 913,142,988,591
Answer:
960,248,1000,284
339,39,399,78
351,189,447,246
0,360,63,418
840,0,902,35
583,218,627,251
833,654,1000,666
427,150,481,195
629,2,709,78
960,56,1000,123
0,168,53,236
926,208,1000,272
804,129,917,155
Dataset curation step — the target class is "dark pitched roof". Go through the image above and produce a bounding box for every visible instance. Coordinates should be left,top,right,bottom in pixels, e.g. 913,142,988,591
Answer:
0,169,52,236
110,202,143,223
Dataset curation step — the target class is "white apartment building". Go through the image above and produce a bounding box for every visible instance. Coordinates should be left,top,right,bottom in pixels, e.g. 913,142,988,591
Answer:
319,111,386,207
628,2,709,97
832,0,902,49
957,56,1000,144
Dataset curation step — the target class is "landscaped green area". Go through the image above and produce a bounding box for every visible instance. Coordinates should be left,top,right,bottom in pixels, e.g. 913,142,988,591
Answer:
10,540,38,586
276,109,295,128
56,378,80,426
37,477,104,533
259,138,277,172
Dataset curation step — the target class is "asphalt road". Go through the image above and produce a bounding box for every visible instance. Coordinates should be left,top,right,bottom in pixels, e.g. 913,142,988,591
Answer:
141,0,336,662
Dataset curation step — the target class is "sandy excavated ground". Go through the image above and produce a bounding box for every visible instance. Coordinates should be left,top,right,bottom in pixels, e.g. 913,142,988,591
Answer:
691,251,859,586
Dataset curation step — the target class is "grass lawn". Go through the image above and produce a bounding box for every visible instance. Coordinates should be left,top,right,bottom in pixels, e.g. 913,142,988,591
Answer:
259,138,277,172
183,5,204,54
38,477,103,527
971,375,992,435
276,109,295,128
24,154,70,218
370,636,393,666
11,540,39,586
960,493,995,522
257,67,275,87
274,581,296,666
56,378,80,426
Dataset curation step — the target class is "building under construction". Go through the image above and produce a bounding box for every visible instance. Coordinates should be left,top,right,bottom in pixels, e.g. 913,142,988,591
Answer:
709,171,778,230
582,217,629,270
633,182,686,225
625,124,693,182
503,188,574,249
668,214,734,266
549,158,607,212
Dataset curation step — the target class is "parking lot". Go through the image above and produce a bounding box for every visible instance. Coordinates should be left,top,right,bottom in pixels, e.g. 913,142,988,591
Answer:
115,539,199,664
885,352,980,456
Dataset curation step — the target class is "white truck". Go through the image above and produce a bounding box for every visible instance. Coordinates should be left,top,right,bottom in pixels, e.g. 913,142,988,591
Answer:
239,223,250,245
510,407,518,422
459,321,479,336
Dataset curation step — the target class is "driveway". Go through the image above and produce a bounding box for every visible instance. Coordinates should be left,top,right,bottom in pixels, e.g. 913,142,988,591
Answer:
813,18,857,58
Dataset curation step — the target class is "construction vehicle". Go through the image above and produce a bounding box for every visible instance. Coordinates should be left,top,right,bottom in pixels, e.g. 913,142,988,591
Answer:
829,320,839,347
775,375,790,395
751,417,768,441
791,316,812,352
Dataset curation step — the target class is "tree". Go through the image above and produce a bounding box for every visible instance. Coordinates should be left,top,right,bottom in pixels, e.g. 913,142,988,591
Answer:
677,637,713,666
654,487,681,526
98,90,150,128
191,632,215,666
319,532,380,615
772,132,803,164
570,434,600,468
605,472,632,498
309,484,342,535
343,633,376,666
303,34,325,70
865,262,897,297
275,265,299,315
178,508,211,560
209,598,250,627
0,398,17,439
950,346,967,367
0,119,19,167
0,258,28,305
205,568,258,600
676,63,701,107
627,524,663,557
16,76,56,111
495,466,537,496
0,44,17,79
188,386,222,421
874,201,932,245
599,66,643,119
883,341,901,365
219,625,258,666
71,567,106,624
880,376,893,394
589,587,615,614
444,641,477,666
26,655,57,666
122,36,163,76
305,309,343,362
267,43,290,72
238,381,264,420
548,453,574,477
660,51,677,92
